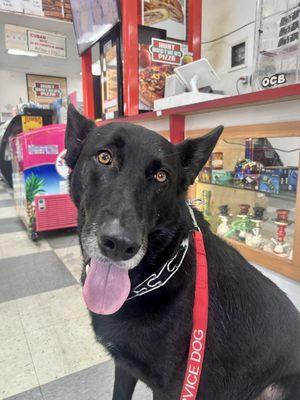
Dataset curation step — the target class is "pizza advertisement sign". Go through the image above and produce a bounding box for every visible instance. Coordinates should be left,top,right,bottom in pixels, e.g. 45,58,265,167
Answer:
142,0,186,41
27,74,67,105
150,38,183,65
139,36,192,111
33,82,62,98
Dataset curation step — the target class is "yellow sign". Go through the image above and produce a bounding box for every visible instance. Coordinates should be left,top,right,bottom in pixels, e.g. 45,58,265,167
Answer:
21,116,43,132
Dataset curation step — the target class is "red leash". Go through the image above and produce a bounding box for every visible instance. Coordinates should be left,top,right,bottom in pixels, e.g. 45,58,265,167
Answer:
180,230,209,400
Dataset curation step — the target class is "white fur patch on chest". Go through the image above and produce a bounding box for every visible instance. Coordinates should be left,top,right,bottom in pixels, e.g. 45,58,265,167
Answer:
256,384,285,400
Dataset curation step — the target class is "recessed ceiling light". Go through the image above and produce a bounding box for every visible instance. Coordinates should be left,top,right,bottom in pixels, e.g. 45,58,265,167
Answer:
8,49,38,57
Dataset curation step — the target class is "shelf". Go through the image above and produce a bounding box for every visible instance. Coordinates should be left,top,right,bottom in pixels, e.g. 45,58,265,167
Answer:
96,83,300,126
225,238,300,281
197,181,297,201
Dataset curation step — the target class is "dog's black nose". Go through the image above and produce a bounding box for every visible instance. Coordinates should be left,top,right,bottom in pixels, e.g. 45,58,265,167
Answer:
99,234,140,261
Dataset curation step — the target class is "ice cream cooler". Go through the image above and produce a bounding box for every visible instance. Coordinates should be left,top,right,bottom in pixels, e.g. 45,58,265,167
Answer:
10,124,77,240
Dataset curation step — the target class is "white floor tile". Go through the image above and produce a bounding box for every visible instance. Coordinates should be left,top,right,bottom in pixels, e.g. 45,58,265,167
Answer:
16,285,88,333
0,193,12,201
26,315,110,385
0,206,17,219
0,334,39,399
55,245,83,283
0,231,51,259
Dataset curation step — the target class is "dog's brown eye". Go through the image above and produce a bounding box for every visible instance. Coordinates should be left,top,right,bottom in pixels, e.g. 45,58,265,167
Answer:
154,170,168,183
98,151,112,165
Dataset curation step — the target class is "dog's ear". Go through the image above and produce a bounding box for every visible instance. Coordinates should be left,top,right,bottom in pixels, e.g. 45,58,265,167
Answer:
176,125,224,189
65,104,95,168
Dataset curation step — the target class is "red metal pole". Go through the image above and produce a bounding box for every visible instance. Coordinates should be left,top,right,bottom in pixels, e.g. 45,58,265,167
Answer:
121,0,139,116
169,114,185,144
188,0,202,60
81,48,95,119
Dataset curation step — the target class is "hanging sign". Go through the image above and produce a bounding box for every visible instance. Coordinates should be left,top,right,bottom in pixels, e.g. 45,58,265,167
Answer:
27,30,66,58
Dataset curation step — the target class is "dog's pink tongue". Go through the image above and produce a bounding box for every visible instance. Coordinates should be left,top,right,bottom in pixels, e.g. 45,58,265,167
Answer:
83,259,131,315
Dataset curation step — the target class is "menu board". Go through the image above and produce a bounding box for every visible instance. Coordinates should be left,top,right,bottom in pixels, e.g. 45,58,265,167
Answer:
142,0,187,41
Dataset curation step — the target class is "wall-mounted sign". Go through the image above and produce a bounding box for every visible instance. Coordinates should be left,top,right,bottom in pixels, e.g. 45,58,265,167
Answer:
261,73,287,88
23,0,43,16
150,38,183,65
0,0,23,12
27,74,67,105
142,0,187,41
5,24,27,51
5,25,66,58
28,30,66,58
0,0,43,15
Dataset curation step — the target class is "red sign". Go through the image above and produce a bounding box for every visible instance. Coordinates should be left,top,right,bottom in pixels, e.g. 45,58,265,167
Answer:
150,38,183,65
33,82,62,98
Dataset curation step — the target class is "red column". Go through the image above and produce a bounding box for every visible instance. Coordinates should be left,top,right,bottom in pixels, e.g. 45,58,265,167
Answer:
121,0,139,116
169,115,185,144
188,0,202,60
81,48,95,119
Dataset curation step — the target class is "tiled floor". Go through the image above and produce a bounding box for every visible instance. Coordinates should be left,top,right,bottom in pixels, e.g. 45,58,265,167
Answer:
0,179,299,400
0,179,151,400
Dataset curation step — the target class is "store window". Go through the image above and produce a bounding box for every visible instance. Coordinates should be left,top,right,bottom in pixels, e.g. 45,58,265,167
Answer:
231,41,246,69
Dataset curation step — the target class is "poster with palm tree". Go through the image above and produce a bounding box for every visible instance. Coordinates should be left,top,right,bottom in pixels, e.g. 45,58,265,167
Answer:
25,173,45,230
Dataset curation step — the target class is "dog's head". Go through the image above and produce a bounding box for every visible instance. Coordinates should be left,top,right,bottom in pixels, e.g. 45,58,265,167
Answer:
65,105,223,314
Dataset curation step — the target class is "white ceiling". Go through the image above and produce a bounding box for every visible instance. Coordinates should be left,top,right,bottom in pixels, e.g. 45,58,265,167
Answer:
0,10,82,77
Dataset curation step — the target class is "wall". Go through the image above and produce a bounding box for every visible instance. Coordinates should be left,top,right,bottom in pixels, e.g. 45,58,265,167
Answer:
0,70,82,118
202,0,257,95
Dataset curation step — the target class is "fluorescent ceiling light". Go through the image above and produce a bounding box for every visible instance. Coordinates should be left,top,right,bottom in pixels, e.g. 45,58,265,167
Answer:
8,49,38,57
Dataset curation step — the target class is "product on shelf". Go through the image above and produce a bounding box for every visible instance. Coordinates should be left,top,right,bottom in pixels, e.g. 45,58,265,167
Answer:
259,167,295,195
211,151,223,169
259,171,280,194
211,170,232,185
245,206,267,249
233,159,262,190
239,204,251,215
199,167,211,183
224,204,254,242
202,190,212,223
288,168,298,193
271,209,293,256
216,204,231,237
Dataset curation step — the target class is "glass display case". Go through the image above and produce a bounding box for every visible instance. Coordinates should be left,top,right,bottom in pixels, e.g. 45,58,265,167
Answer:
252,0,300,91
188,122,300,280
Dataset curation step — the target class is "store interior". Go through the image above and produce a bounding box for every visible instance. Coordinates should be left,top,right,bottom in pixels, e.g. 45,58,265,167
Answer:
0,1,300,399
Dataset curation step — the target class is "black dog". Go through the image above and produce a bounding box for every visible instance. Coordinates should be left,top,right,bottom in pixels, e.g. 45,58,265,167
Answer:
65,104,300,400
